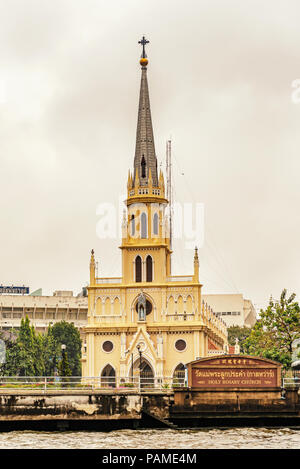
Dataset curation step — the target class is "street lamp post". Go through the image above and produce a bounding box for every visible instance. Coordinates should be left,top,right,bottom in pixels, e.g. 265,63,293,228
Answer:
137,345,142,371
137,345,142,391
61,344,66,385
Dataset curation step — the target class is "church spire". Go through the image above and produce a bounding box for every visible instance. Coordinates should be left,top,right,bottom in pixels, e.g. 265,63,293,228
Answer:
133,36,158,187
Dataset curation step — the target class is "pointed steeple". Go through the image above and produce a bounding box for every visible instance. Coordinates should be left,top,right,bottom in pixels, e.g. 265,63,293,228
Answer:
133,37,158,187
159,169,165,195
127,170,132,190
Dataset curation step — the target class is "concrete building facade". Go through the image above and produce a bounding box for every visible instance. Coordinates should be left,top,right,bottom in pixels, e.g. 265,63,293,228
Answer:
0,291,87,338
202,294,256,328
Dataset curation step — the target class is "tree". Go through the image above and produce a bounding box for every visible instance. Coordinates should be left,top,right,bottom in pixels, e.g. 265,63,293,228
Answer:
12,317,36,376
227,326,252,354
244,289,300,369
0,319,82,377
4,318,47,376
49,321,82,376
57,349,72,378
38,331,59,376
0,330,16,375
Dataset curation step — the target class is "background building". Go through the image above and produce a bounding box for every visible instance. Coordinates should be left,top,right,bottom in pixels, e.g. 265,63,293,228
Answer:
202,294,257,328
0,290,87,338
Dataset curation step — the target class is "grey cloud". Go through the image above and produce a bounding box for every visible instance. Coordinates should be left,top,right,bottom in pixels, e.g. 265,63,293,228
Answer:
0,0,299,308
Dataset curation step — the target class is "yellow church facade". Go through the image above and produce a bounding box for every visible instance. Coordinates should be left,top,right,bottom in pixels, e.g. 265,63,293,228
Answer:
82,38,228,382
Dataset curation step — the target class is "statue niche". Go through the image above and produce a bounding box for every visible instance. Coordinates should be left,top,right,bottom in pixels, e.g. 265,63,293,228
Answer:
137,291,147,321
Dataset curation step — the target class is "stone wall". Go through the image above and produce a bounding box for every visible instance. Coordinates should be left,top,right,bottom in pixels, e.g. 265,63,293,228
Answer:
0,390,176,426
0,391,143,421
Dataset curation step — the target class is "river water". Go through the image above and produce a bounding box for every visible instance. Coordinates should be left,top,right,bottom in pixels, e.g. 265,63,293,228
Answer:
0,428,299,449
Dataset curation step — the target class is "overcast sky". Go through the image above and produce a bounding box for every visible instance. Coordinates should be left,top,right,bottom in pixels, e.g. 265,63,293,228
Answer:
0,0,299,311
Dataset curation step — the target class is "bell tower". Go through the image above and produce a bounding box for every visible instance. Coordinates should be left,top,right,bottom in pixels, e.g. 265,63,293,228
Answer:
121,37,172,284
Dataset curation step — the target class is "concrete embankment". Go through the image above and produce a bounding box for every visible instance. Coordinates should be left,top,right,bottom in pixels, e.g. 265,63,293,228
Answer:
0,388,299,431
0,390,174,431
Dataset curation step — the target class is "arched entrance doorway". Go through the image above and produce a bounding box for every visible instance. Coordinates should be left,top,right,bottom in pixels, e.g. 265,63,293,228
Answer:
101,364,116,388
133,357,154,389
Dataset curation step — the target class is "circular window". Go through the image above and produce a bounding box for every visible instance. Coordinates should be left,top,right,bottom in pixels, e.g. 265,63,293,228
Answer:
136,299,153,315
102,340,114,353
175,339,187,352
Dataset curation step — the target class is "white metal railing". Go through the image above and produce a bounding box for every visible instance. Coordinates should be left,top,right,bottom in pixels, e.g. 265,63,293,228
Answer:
0,375,187,392
93,316,123,324
166,276,193,282
207,349,225,356
4,375,299,391
282,377,300,388
96,278,122,284
166,313,194,321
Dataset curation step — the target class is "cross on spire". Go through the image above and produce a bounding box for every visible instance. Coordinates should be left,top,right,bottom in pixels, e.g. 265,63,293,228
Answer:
138,36,149,58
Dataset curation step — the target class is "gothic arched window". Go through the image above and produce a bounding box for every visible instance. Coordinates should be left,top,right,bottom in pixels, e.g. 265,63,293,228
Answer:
146,255,153,282
141,212,147,238
141,156,146,178
135,256,142,282
153,212,159,235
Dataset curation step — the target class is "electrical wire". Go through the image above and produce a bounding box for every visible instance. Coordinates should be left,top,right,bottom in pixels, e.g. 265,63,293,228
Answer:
171,147,239,293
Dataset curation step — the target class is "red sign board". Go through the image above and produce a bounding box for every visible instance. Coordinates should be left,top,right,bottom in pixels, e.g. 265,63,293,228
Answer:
187,355,281,389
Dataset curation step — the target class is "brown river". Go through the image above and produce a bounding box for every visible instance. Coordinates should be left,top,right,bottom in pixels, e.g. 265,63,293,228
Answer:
0,428,299,449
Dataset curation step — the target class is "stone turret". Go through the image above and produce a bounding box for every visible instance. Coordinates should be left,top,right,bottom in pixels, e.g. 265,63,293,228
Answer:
89,249,95,285
193,246,199,282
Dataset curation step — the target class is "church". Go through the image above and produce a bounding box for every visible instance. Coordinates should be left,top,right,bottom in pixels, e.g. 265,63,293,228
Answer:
82,38,228,383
